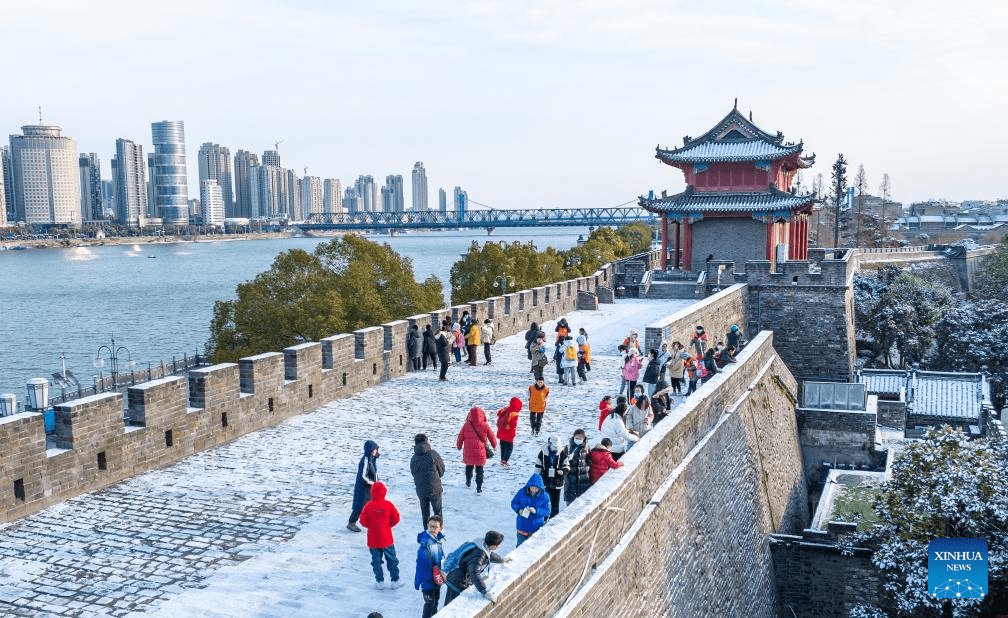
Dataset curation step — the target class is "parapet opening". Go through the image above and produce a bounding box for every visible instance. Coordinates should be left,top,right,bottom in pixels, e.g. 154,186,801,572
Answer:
97,451,107,471
308,384,314,399
372,363,377,375
14,478,25,501
268,397,274,413
342,373,347,387
792,276,799,284
399,354,403,367
221,412,228,428
164,430,173,448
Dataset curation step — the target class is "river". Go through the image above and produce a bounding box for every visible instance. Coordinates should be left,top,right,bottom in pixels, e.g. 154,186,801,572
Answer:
0,229,590,402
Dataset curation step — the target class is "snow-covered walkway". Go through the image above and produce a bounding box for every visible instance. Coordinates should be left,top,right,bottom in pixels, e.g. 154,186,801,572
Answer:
0,298,693,618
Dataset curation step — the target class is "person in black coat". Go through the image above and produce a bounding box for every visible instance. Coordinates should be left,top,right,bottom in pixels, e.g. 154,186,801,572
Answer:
348,439,379,532
434,325,451,381
410,434,446,528
421,325,438,370
407,325,422,371
535,435,570,517
524,322,540,360
563,429,591,506
702,348,719,384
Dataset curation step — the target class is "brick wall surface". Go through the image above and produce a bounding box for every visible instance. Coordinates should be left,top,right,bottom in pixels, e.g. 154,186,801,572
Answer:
644,283,748,354
770,536,880,618
692,216,767,271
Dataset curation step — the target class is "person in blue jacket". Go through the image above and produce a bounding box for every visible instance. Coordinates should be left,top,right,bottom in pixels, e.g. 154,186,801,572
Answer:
415,515,446,618
510,473,552,546
348,439,379,532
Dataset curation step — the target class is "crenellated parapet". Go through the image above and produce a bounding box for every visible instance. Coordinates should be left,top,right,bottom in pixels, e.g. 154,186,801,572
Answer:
0,258,628,524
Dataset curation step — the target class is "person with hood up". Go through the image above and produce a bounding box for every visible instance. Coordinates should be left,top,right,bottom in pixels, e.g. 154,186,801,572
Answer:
496,397,522,466
415,515,446,618
534,435,570,517
443,530,506,606
530,332,548,381
554,317,570,344
524,321,540,361
359,481,402,589
600,399,637,460
559,336,578,387
422,324,438,371
702,347,719,383
410,433,446,528
511,473,552,546
588,438,624,484
456,406,497,494
564,429,592,506
407,324,423,371
622,330,641,355
348,439,380,532
576,328,591,383
451,323,465,363
597,395,614,431
434,325,451,381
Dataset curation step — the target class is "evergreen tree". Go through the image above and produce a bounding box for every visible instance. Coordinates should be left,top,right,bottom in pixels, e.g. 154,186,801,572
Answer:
832,154,848,248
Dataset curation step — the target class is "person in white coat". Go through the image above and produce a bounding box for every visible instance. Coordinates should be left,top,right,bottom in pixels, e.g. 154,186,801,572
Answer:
600,397,637,461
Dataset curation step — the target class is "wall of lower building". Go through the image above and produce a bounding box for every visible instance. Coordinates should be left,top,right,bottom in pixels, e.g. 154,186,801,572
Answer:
770,533,880,618
692,217,767,273
443,332,809,618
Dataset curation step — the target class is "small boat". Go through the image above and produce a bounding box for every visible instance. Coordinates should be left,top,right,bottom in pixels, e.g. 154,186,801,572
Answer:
12,246,27,251
147,255,157,258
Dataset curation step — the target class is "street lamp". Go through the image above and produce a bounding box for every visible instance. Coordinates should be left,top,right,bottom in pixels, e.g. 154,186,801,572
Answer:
493,275,515,294
94,334,136,388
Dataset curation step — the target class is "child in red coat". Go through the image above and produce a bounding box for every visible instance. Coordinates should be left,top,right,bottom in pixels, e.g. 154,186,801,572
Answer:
359,481,403,589
597,395,613,431
496,397,522,466
588,438,623,484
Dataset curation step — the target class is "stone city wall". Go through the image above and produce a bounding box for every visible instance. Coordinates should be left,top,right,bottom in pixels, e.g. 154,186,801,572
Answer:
0,261,622,524
443,332,809,618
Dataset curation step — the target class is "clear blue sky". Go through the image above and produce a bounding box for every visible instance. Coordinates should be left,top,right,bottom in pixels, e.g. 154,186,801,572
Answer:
2,0,1005,208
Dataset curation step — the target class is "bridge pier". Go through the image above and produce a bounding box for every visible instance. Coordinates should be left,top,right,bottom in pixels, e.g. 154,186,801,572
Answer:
487,227,494,236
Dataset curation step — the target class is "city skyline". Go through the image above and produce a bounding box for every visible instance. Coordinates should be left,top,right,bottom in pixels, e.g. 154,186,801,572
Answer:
1,2,1006,210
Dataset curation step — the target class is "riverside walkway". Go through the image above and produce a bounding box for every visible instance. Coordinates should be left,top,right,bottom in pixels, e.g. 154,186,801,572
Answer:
0,299,689,618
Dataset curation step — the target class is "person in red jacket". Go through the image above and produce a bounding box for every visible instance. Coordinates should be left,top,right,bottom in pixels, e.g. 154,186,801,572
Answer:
588,438,623,484
597,395,613,431
359,481,403,589
457,406,497,494
496,397,522,466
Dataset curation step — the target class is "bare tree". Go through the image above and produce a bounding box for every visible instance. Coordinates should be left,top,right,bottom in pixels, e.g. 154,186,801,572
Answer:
854,164,868,247
831,154,848,248
879,173,892,245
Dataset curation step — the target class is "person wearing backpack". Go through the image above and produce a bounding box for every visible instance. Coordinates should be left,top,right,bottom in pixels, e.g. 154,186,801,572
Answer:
576,328,591,383
524,321,540,361
415,515,446,618
560,336,578,387
530,332,548,381
511,473,552,546
443,530,506,606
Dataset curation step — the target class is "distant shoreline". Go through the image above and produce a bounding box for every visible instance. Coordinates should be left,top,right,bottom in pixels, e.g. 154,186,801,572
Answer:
0,230,351,251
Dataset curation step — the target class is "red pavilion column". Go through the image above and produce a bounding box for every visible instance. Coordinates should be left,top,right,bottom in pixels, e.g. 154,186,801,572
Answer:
661,216,669,270
683,219,693,271
766,220,775,260
800,215,808,259
673,221,681,269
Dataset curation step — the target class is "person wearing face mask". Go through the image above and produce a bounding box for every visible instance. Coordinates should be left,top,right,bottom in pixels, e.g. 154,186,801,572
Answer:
534,435,570,518
564,429,592,506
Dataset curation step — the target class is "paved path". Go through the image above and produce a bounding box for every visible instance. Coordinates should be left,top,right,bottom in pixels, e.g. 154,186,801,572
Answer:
0,299,690,617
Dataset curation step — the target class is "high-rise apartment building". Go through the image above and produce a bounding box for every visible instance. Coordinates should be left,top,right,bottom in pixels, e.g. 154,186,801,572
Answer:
382,174,404,213
146,153,156,217
200,180,224,227
262,150,280,168
285,168,301,220
344,185,360,214
233,149,259,218
301,176,323,218
111,138,147,226
150,120,189,226
8,125,80,225
78,153,102,222
438,187,447,213
453,186,468,221
0,156,5,226
354,175,377,212
412,162,428,211
197,143,234,216
101,179,114,217
323,178,342,214
256,165,285,217
1,146,14,223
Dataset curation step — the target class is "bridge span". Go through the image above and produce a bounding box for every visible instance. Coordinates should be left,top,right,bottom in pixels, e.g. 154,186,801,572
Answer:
300,205,656,232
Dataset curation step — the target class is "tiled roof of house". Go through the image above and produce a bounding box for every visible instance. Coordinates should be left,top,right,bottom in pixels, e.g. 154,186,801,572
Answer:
860,369,989,421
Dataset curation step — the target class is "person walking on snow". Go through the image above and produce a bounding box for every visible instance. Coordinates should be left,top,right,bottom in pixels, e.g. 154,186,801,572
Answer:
528,376,550,436
560,336,578,387
466,318,481,367
511,473,552,546
410,433,446,528
576,328,591,383
564,428,592,506
415,515,446,618
496,397,522,466
524,322,540,360
359,481,403,589
348,439,379,532
534,435,570,517
530,332,549,381
435,325,451,381
456,406,497,494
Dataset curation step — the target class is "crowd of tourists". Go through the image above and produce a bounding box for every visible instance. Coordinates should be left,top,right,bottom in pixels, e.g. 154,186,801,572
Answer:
357,317,746,616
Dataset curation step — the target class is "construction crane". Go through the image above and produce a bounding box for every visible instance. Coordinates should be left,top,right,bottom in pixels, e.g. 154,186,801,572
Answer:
303,166,308,176
274,139,284,153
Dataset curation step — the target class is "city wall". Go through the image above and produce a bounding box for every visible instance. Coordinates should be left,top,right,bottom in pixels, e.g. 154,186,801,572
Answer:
444,331,809,618
1,255,638,523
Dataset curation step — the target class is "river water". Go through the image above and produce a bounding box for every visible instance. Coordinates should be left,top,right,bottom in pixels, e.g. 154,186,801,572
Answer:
0,229,590,400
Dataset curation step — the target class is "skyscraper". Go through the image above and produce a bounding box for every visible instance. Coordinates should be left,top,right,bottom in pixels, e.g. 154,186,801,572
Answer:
111,138,147,226
344,185,360,214
1,146,14,223
301,176,323,218
146,152,156,217
256,165,284,217
438,187,447,214
412,162,428,211
78,153,102,222
200,180,224,228
285,168,301,220
233,149,259,218
8,125,80,225
354,175,377,213
382,174,404,213
0,156,5,226
453,186,468,221
150,120,189,226
323,178,342,214
262,149,280,168
197,143,234,216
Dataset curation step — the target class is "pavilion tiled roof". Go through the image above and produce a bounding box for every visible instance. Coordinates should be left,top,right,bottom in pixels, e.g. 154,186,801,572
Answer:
638,187,815,215
655,107,812,165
